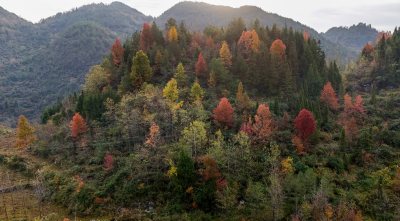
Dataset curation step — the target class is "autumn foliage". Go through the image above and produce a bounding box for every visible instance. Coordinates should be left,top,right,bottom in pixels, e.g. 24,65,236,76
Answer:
236,81,251,112
303,31,310,42
195,52,207,77
103,152,114,171
343,94,365,116
294,109,316,142
199,155,226,190
70,113,87,139
361,43,374,58
219,41,232,67
213,97,234,128
167,26,178,42
140,23,153,51
340,94,365,144
200,155,221,181
252,104,274,143
376,31,392,43
240,117,253,135
292,135,305,154
320,81,339,110
15,115,36,148
111,38,124,66
145,122,160,148
270,39,287,59
238,30,260,53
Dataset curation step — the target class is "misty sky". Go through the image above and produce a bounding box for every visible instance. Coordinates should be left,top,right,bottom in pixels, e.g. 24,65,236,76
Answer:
0,0,399,32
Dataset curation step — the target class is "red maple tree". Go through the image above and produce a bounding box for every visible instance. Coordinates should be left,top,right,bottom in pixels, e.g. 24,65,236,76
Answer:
140,23,153,51
294,109,316,142
195,52,207,77
213,97,234,128
320,81,339,110
70,113,87,139
111,38,124,66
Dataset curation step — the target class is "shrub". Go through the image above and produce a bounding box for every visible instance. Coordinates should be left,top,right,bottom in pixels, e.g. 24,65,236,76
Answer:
326,157,345,173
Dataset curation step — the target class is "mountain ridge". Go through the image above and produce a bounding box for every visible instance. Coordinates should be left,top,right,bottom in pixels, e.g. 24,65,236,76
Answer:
0,2,152,125
156,1,355,63
0,1,379,125
323,22,379,54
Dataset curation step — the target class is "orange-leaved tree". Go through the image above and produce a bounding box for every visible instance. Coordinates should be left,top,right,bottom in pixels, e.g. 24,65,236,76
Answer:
320,81,339,110
145,122,160,148
213,97,234,128
340,94,365,144
111,38,124,66
70,113,87,139
238,30,260,53
270,39,287,59
252,104,274,143
15,115,37,148
361,43,374,59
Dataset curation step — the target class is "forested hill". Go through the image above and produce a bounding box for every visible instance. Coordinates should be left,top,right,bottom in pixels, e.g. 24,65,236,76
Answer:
0,2,152,126
0,1,377,126
14,17,400,220
156,1,355,63
324,23,379,55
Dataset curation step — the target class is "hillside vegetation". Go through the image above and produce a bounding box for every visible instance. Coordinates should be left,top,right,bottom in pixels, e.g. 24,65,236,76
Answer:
0,1,375,126
3,18,398,220
0,2,152,125
156,2,355,63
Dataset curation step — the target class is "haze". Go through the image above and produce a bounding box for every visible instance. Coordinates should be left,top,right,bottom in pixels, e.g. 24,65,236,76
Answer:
0,0,399,32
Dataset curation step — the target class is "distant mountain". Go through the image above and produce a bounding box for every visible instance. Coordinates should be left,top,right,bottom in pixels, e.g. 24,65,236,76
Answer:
323,23,379,54
0,6,41,68
156,1,356,63
0,2,152,125
37,2,150,37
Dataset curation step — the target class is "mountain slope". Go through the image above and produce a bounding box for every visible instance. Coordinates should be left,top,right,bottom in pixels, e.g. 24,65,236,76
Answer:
38,2,150,37
0,2,152,125
156,1,355,63
0,6,43,68
324,23,378,54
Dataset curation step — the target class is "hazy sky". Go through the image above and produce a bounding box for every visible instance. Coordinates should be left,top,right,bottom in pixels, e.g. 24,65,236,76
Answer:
0,0,399,32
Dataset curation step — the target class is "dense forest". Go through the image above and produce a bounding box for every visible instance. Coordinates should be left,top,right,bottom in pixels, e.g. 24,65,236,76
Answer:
0,2,377,126
3,16,399,220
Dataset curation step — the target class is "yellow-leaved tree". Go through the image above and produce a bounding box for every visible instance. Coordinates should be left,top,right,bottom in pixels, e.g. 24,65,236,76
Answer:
15,115,36,148
163,78,179,102
168,26,178,42
219,41,232,67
